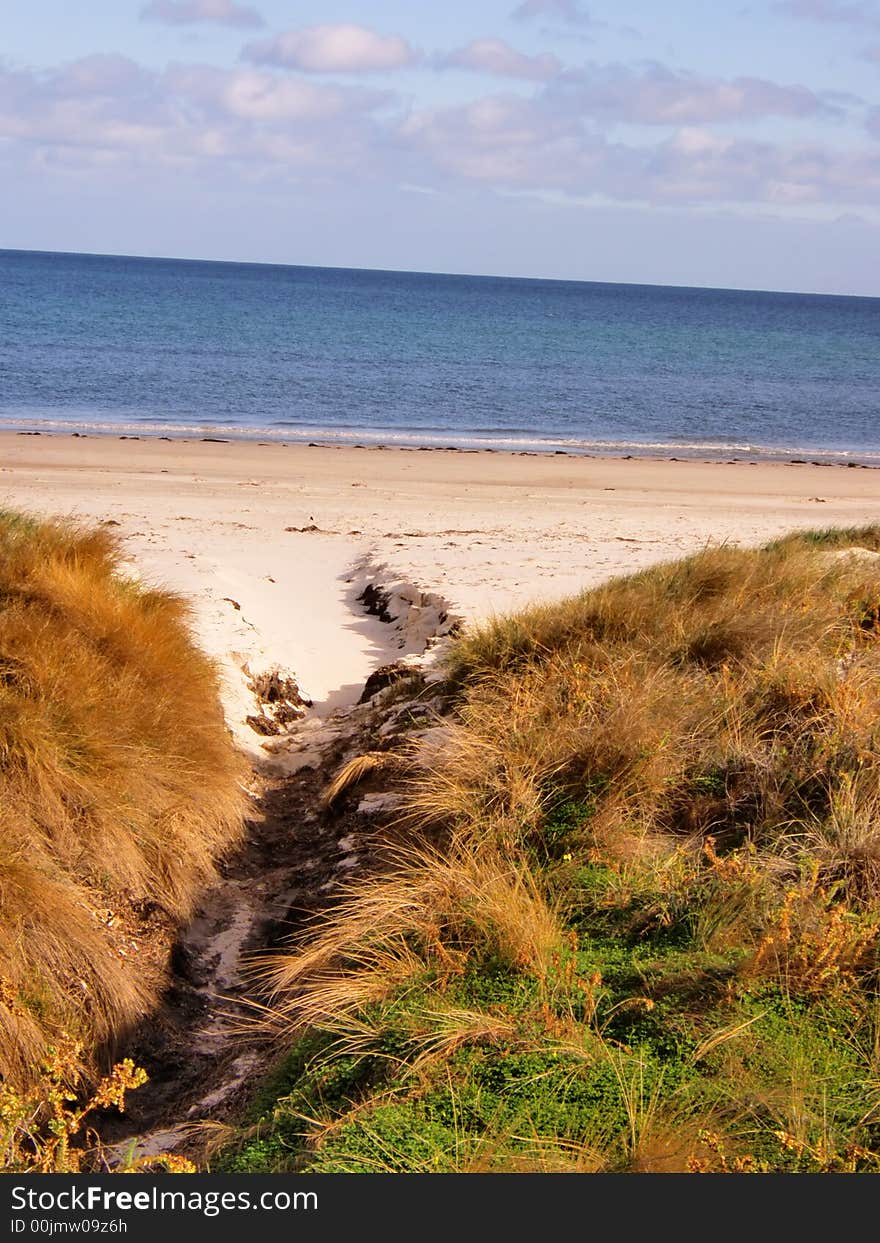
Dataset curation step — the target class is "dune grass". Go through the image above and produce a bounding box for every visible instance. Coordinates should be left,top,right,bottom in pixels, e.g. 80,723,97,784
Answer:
0,510,245,1087
226,527,880,1174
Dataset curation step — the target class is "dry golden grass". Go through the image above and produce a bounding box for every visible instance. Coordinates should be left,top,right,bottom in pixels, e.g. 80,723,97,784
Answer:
255,839,564,1042
244,528,880,1175
420,533,880,918
262,529,880,1024
0,510,245,1085
322,752,400,807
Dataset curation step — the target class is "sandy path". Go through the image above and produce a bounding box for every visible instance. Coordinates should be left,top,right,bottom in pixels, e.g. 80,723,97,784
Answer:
3,433,879,758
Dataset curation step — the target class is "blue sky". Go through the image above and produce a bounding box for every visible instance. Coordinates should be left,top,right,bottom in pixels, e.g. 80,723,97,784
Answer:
3,0,880,292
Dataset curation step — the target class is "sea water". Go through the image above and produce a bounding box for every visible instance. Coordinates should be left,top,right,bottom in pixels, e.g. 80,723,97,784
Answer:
1,248,878,461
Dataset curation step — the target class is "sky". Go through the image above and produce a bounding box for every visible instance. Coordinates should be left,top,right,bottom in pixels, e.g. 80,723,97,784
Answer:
2,1,880,293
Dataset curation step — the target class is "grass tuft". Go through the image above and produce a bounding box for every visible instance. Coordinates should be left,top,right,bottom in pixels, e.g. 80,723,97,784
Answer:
231,528,880,1174
0,510,245,1085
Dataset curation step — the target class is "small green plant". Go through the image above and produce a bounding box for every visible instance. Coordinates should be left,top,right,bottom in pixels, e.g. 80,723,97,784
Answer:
0,1036,193,1173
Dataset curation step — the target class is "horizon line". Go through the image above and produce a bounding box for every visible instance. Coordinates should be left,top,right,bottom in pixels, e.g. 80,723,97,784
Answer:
2,245,876,303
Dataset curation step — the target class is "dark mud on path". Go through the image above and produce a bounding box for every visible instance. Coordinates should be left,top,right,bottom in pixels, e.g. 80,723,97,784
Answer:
94,563,458,1165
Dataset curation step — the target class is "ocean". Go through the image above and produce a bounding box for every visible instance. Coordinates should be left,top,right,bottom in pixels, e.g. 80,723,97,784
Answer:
1,248,878,461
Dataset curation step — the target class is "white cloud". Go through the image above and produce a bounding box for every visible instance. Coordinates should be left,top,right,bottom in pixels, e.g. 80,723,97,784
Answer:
242,25,418,74
553,62,837,124
440,39,562,81
399,93,591,185
1,52,877,211
397,88,880,207
45,54,155,97
0,56,391,177
774,0,880,26
512,0,595,24
140,0,264,28
669,126,730,156
227,76,344,123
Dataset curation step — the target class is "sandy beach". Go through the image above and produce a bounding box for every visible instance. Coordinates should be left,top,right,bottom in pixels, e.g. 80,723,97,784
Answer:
3,431,879,761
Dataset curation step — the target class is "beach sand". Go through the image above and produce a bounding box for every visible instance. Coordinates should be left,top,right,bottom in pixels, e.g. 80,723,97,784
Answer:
3,431,879,761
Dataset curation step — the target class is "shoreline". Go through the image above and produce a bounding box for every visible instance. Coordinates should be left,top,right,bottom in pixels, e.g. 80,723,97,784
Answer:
6,425,880,469
3,429,880,766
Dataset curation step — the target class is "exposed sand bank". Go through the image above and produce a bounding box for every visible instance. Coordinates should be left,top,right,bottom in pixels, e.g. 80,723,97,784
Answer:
3,432,879,761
